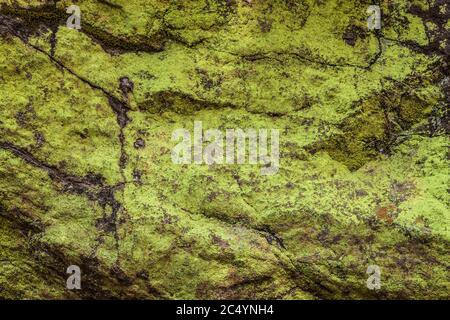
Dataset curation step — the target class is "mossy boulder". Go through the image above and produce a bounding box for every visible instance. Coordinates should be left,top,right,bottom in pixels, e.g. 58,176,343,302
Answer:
0,0,449,299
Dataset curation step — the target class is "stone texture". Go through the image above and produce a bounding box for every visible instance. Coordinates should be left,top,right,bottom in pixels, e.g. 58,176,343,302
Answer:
0,0,448,299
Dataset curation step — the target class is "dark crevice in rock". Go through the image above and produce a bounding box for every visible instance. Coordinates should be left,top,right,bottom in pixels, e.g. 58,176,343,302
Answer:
342,24,368,47
380,0,449,73
0,182,138,297
0,5,166,54
407,1,450,58
31,43,124,104
1,0,370,71
0,141,124,243
1,11,134,253
101,79,135,250
177,203,287,252
0,141,102,193
0,14,127,107
237,32,383,70
138,89,294,118
261,227,286,249
94,184,122,243
48,21,58,57
0,214,74,299
107,95,130,172
34,239,128,299
138,90,235,114
1,207,46,234
97,0,124,10
1,11,133,182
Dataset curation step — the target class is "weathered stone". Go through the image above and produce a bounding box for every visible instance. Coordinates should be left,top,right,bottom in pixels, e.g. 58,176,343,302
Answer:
0,0,448,299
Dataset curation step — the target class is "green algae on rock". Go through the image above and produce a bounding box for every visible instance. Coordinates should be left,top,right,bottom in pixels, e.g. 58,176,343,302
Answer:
0,0,449,299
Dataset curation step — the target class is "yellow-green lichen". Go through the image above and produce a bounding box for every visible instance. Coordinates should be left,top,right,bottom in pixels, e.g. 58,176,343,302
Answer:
0,0,448,299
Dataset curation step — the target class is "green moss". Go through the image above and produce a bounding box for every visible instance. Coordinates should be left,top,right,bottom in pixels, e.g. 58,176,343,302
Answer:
0,37,122,185
0,0,448,299
0,215,72,299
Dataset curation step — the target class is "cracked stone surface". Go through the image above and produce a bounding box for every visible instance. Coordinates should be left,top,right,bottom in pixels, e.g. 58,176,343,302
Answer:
0,0,449,299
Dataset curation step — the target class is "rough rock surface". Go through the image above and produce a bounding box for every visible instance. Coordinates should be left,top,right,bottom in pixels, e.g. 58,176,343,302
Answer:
0,0,448,299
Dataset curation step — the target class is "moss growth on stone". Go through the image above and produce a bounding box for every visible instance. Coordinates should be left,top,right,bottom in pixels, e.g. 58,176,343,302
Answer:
0,0,448,299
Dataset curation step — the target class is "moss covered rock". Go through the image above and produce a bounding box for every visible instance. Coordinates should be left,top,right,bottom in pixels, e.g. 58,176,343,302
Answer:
0,0,448,299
